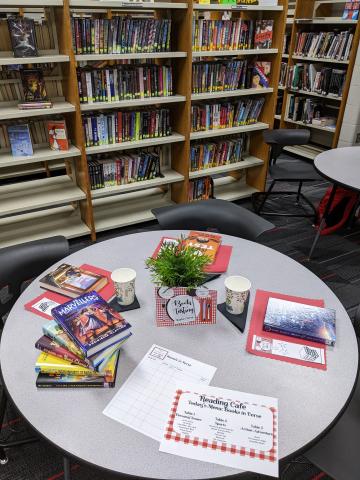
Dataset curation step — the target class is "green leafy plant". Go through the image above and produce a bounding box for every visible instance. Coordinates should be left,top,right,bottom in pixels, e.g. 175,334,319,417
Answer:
146,237,211,288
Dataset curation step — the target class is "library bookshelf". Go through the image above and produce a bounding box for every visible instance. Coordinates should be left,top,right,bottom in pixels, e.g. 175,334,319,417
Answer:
275,0,360,160
0,0,287,248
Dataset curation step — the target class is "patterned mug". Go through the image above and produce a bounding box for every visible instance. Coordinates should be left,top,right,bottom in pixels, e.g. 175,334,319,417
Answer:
225,276,251,315
111,268,136,306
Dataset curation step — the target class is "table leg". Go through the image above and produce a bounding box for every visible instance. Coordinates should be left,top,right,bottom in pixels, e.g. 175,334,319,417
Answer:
63,456,71,480
308,184,338,260
0,389,8,465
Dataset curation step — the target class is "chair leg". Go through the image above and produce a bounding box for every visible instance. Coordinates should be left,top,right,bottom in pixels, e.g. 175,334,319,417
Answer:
296,181,303,205
256,180,276,215
0,390,8,466
64,456,71,480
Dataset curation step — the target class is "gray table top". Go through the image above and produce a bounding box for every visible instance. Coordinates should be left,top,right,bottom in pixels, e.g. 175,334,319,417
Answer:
315,146,360,192
0,231,358,479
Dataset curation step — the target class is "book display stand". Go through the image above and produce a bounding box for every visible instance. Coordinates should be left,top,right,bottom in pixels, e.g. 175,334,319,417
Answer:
275,0,360,160
0,0,287,248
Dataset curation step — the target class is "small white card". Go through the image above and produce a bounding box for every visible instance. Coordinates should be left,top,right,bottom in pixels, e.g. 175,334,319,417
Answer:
160,384,278,477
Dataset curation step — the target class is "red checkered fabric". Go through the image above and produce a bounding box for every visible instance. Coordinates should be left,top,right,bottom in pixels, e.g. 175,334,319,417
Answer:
164,389,277,463
155,288,217,327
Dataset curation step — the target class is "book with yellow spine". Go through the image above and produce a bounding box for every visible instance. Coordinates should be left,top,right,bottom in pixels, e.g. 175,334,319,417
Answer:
35,352,101,377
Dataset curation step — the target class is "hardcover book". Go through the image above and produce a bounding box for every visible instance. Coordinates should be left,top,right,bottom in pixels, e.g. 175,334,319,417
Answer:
47,120,69,151
7,16,38,58
183,231,222,263
36,350,120,388
251,62,271,89
51,291,132,357
7,124,33,157
39,263,108,298
35,352,101,376
42,320,85,359
263,297,336,346
254,20,274,49
35,335,91,368
20,69,48,103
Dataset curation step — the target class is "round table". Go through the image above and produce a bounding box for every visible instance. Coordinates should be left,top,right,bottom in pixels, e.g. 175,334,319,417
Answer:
1,231,358,479
309,146,360,258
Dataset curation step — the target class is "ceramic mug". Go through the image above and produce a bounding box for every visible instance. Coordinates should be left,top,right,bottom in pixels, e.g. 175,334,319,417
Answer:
225,275,251,315
111,268,136,306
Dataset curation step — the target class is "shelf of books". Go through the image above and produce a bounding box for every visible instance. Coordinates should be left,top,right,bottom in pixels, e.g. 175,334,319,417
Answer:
0,0,288,245
275,0,360,160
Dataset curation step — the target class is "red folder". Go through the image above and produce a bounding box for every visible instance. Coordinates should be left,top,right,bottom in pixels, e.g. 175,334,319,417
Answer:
246,289,327,370
25,264,116,320
152,237,232,274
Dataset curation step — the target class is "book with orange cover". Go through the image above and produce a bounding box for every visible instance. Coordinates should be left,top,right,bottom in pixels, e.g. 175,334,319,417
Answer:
183,231,222,263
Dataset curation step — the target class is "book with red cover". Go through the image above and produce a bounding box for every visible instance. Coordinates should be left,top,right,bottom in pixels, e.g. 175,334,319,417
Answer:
246,289,327,370
152,237,232,274
25,264,116,320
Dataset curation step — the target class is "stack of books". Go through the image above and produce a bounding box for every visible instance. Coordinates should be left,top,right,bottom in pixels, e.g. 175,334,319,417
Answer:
33,264,132,388
190,135,246,171
35,290,132,388
82,108,171,147
88,147,162,190
294,30,354,61
191,98,265,132
189,177,212,201
192,17,274,51
192,60,271,93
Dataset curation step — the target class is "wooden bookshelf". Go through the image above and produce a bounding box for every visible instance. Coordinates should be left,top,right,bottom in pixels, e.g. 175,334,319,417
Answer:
275,0,360,157
0,0,288,246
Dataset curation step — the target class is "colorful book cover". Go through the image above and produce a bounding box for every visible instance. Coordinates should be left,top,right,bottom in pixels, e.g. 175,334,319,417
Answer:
254,20,274,49
263,297,336,346
51,291,132,357
39,263,108,298
36,350,120,388
7,124,33,157
35,352,101,376
184,231,222,263
47,120,69,151
7,16,38,58
35,335,91,368
42,320,85,359
251,62,271,89
20,69,48,103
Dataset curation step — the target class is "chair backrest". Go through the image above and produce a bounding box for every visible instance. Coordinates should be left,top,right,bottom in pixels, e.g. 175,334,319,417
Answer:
0,236,69,327
263,129,311,165
152,199,275,241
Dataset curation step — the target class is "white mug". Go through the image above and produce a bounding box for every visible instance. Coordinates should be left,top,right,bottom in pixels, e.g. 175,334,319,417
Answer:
111,268,136,306
225,276,251,315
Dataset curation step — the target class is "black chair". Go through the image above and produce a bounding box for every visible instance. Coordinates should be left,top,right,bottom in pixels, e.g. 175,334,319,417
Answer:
304,305,360,480
0,236,69,466
253,129,322,219
152,199,275,242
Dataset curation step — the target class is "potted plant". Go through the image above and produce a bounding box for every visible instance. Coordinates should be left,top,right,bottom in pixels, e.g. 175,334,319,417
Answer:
146,238,217,327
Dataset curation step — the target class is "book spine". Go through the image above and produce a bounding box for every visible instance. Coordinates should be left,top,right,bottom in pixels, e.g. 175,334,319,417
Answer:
263,324,332,346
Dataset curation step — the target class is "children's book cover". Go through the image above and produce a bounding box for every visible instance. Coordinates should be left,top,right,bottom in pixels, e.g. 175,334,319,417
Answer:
183,231,222,263
21,69,48,102
51,291,132,356
7,124,33,157
251,62,271,89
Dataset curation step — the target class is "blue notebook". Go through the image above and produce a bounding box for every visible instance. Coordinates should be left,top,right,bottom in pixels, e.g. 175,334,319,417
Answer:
8,124,33,157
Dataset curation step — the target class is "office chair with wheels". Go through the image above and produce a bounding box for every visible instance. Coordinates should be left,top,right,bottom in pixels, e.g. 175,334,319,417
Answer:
152,199,275,242
304,304,360,480
0,236,69,466
253,129,322,219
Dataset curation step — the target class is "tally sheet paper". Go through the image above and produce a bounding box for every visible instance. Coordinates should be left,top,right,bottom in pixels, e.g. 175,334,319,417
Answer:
103,344,216,440
160,383,278,477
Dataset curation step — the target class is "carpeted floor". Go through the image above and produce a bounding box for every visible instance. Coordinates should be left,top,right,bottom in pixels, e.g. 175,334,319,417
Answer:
1,156,359,480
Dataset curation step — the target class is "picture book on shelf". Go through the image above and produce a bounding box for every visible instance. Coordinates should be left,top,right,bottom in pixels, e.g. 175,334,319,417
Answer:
254,20,274,49
47,120,69,151
20,69,48,103
7,16,38,58
39,263,108,298
251,62,271,89
263,297,336,346
51,291,132,357
7,124,33,157
343,0,359,19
